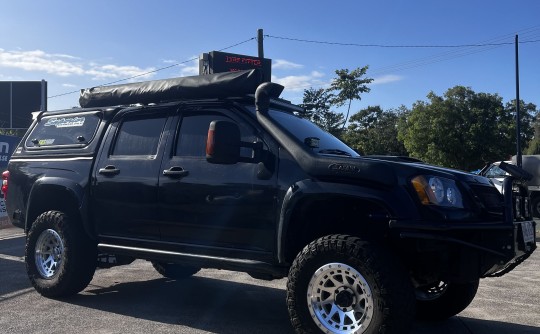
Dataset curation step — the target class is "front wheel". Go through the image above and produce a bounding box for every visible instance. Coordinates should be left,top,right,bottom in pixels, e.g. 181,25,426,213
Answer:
287,234,415,334
415,280,479,321
25,211,97,298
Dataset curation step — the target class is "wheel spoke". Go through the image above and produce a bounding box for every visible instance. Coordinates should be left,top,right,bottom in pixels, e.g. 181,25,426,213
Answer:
34,229,64,279
308,262,374,333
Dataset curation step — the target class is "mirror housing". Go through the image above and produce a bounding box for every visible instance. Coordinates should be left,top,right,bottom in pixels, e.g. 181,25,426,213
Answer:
206,120,241,164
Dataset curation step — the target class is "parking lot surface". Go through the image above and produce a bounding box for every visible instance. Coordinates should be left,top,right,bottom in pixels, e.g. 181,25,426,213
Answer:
1,225,539,334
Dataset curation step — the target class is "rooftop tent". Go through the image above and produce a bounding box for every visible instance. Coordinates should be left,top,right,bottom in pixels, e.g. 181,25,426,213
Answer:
79,69,264,108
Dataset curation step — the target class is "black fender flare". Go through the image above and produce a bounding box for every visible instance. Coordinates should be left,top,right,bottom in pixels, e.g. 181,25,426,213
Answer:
276,179,416,264
25,177,91,236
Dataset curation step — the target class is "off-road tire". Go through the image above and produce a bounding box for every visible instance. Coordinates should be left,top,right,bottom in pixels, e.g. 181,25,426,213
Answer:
415,280,479,321
151,261,200,279
287,234,415,334
25,211,97,298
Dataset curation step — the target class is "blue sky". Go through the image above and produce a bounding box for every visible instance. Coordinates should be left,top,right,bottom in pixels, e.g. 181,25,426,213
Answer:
1,0,539,116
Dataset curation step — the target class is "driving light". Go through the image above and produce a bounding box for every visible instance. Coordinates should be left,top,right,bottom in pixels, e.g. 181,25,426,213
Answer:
412,175,463,208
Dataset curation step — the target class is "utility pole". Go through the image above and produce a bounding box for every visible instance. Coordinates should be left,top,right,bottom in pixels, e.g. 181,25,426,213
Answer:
257,29,264,59
515,35,522,167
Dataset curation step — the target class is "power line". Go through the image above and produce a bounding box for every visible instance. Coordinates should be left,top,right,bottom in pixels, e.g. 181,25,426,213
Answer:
48,37,256,99
274,25,540,91
265,35,540,48
266,34,514,48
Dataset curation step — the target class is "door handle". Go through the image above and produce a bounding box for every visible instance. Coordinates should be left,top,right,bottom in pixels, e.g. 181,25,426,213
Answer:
98,165,120,176
163,166,189,178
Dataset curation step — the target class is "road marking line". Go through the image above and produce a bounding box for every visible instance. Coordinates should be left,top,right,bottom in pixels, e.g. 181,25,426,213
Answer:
0,233,25,241
0,254,25,263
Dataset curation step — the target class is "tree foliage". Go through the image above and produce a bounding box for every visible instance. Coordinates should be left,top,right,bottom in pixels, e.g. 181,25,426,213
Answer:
299,67,538,169
0,128,25,137
343,105,408,155
397,86,537,170
327,67,374,128
524,103,540,154
300,87,345,137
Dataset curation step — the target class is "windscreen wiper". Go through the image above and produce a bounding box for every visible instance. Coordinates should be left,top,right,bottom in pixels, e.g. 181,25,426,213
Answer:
318,149,352,157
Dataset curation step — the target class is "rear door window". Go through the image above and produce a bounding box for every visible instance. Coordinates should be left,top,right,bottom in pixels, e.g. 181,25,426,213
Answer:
112,114,168,157
26,111,102,148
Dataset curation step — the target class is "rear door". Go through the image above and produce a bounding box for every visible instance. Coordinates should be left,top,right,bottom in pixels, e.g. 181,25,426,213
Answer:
158,106,278,259
92,106,174,240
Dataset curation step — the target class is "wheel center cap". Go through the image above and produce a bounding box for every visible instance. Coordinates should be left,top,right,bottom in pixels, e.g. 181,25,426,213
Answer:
335,287,356,309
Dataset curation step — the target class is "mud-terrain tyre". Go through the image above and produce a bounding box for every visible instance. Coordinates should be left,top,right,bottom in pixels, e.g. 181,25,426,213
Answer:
415,280,479,321
151,261,200,279
25,211,97,298
287,234,415,334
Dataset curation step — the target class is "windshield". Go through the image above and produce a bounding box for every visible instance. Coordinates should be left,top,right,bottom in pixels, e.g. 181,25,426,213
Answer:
247,106,359,157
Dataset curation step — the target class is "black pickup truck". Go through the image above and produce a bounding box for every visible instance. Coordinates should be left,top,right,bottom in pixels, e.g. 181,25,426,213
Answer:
3,69,536,334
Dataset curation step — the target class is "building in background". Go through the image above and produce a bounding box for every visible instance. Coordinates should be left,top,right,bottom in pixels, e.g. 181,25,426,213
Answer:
0,80,47,130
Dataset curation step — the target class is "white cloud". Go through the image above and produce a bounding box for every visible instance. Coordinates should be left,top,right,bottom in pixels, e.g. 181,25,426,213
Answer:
311,70,324,78
0,49,85,76
0,48,156,81
273,59,303,70
179,61,199,76
62,83,77,88
272,72,328,92
372,74,403,85
86,64,156,81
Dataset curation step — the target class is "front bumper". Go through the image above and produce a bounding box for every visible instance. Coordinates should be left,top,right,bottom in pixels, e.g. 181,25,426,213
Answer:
390,219,536,279
390,176,536,280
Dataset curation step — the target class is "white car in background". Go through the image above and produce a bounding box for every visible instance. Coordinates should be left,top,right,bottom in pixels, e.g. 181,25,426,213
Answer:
480,161,511,193
481,156,540,217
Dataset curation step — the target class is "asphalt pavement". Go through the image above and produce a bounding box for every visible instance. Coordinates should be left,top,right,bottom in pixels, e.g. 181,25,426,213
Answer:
0,225,539,334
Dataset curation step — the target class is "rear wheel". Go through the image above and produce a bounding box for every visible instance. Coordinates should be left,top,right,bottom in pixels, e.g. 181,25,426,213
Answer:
25,211,97,298
415,280,479,321
287,234,415,334
151,261,200,279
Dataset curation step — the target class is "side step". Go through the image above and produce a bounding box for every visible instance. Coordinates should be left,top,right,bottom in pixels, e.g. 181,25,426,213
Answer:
98,243,287,279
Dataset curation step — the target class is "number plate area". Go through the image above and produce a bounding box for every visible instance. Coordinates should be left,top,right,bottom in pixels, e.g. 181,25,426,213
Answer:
520,221,535,244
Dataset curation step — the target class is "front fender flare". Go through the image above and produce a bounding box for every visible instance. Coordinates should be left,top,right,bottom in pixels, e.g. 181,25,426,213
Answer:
276,179,416,264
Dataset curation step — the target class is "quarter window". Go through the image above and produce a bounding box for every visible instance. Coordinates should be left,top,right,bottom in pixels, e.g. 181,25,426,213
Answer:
26,112,101,148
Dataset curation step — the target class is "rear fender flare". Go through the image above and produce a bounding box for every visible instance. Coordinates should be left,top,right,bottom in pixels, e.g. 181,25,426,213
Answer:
25,177,90,235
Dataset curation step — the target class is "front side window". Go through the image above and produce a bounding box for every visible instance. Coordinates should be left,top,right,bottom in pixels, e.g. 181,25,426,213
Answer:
26,112,101,148
112,114,167,156
175,111,256,158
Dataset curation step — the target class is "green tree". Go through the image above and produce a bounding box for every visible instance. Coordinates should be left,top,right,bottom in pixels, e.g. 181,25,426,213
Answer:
300,87,345,137
397,86,523,170
0,128,26,137
327,67,373,128
343,105,408,155
505,100,538,154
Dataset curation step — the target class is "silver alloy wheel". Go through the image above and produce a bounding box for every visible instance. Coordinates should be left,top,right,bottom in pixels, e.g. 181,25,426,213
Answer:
34,229,64,279
307,262,374,334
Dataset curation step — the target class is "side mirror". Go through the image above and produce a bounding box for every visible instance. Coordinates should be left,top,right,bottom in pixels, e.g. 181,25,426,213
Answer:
206,120,241,164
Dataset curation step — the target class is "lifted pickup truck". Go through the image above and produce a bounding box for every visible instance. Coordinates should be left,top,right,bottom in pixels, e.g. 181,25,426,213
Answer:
3,69,536,334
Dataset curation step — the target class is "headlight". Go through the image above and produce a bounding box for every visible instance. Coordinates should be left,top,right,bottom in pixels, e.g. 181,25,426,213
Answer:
412,175,464,208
